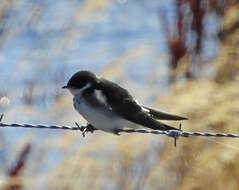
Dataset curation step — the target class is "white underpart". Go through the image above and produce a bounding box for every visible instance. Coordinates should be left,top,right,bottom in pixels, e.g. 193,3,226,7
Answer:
72,87,130,133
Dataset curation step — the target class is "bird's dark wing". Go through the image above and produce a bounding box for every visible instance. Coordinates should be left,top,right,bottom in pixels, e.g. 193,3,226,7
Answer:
142,106,187,120
97,79,178,131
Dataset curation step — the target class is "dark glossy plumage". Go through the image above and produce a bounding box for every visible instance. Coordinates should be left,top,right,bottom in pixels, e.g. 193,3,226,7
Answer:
66,71,99,89
65,70,187,131
96,78,183,130
142,106,187,120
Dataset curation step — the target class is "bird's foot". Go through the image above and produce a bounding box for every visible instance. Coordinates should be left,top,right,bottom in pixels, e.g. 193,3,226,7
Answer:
112,129,121,136
75,122,98,137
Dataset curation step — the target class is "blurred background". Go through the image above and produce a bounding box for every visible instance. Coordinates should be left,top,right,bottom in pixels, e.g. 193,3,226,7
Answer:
0,0,239,189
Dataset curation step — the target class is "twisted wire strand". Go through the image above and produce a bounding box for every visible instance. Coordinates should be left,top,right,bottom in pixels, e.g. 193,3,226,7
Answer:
1,114,239,147
1,121,239,138
0,122,82,130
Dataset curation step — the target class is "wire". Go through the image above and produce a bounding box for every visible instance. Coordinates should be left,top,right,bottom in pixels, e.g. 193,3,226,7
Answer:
1,113,239,147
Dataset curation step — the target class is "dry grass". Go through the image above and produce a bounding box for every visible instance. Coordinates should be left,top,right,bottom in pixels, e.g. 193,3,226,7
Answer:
0,1,239,190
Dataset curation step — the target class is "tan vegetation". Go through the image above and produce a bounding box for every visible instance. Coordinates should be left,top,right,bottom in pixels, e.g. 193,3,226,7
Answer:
0,1,239,190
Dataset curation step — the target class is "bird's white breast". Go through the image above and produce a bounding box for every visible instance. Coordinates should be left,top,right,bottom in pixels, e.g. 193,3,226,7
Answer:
73,95,127,133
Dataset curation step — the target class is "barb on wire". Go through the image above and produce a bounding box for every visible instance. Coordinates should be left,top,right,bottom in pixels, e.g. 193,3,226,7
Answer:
1,113,239,147
0,113,3,123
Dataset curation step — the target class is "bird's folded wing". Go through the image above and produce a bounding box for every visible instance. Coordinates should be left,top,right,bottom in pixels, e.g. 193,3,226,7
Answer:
142,106,188,120
97,79,180,130
110,98,178,131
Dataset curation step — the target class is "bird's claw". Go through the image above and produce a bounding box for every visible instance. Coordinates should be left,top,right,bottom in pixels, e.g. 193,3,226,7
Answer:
75,122,97,137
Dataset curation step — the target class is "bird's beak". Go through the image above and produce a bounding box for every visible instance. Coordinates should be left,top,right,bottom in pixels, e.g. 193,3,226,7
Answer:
62,86,68,89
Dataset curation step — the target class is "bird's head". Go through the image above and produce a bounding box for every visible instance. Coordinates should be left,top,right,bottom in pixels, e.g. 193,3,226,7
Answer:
62,71,99,96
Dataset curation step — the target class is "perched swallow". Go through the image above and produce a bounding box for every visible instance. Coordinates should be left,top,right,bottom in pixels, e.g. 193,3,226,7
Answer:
63,71,187,134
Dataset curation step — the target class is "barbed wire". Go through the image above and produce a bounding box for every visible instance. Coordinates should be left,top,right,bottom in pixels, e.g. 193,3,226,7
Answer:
1,113,239,147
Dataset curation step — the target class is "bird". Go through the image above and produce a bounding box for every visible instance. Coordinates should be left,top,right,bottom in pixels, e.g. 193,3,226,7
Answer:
62,71,187,135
